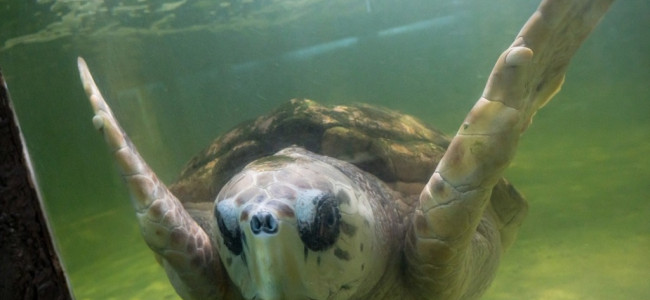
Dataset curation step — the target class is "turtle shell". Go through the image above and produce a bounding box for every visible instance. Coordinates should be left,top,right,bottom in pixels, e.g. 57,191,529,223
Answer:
169,98,446,200
169,98,525,227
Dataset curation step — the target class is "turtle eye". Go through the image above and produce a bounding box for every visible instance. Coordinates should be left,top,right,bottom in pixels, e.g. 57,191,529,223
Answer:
297,192,341,251
215,200,243,255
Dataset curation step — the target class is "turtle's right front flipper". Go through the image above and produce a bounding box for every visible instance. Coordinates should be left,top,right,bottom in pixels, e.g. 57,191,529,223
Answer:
405,0,613,299
78,57,231,300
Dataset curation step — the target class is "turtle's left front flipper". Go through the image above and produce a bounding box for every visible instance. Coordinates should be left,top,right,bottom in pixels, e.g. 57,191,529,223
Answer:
78,58,229,300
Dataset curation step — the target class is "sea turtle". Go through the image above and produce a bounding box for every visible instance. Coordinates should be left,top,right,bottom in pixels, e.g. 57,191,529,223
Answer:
77,0,613,299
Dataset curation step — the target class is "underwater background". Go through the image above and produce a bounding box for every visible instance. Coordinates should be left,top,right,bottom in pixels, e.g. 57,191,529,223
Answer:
1,0,648,299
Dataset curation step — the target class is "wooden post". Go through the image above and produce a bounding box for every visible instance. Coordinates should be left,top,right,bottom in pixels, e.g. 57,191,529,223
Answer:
0,69,73,299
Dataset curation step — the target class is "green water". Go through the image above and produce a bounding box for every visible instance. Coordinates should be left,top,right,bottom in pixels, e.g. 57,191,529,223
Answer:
1,0,648,299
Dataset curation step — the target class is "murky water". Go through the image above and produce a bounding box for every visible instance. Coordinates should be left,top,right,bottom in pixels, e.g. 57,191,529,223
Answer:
1,0,648,299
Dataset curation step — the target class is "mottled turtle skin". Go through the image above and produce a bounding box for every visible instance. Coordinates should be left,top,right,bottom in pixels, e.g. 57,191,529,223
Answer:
78,1,612,299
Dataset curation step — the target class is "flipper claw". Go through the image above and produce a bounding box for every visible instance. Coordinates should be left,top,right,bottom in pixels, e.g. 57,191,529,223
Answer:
91,115,104,130
504,46,533,66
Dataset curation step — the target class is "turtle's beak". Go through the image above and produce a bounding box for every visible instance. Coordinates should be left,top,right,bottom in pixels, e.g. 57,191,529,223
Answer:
247,219,297,298
243,215,324,300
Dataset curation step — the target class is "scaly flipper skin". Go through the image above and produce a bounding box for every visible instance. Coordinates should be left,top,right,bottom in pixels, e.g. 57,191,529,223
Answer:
77,58,235,300
407,0,614,299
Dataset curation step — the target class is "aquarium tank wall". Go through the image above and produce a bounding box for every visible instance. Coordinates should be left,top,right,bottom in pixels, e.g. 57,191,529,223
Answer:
0,0,648,299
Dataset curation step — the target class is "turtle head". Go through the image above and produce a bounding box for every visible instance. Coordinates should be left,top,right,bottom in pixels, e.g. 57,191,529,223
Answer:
213,149,381,299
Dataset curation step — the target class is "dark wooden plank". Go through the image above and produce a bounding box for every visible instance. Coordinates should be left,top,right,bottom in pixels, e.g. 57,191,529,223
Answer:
0,68,73,300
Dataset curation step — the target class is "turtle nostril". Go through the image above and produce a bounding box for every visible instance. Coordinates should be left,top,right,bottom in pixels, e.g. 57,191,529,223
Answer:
250,211,278,235
251,215,262,234
264,213,278,233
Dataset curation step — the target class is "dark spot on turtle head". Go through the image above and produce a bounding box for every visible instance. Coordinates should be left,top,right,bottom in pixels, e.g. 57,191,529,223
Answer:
360,243,364,252
267,200,295,218
361,263,365,271
334,248,351,261
339,221,357,237
317,256,321,266
236,188,266,206
240,205,253,222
